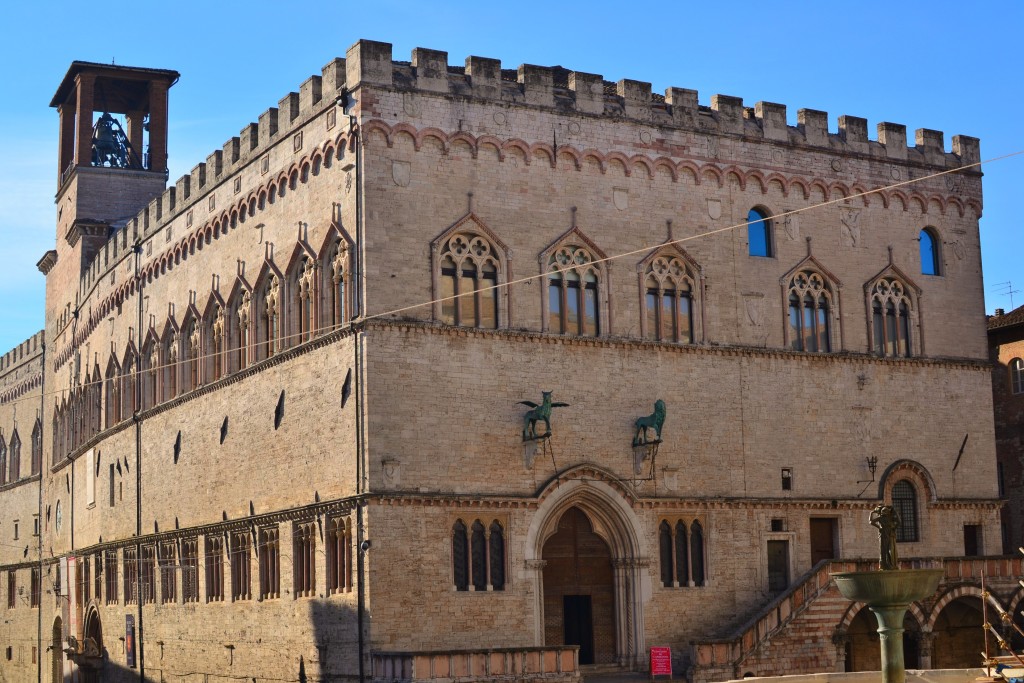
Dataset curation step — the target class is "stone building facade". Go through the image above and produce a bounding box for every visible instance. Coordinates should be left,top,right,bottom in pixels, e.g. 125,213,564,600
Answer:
0,40,1001,682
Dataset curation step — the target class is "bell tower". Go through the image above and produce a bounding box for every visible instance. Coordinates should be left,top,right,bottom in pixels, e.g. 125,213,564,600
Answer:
41,62,179,364
47,62,179,274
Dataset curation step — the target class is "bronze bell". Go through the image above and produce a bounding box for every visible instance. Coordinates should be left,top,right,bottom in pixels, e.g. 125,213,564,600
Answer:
91,112,130,168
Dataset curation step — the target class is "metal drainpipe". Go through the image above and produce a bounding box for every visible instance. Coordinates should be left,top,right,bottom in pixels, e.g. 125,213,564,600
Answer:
352,113,368,683
37,337,46,683
133,240,144,681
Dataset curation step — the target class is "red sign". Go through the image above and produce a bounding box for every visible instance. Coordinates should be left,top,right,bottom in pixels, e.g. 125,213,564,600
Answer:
650,646,672,676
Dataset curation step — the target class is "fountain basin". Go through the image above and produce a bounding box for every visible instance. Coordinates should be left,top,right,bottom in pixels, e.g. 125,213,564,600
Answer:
832,569,943,606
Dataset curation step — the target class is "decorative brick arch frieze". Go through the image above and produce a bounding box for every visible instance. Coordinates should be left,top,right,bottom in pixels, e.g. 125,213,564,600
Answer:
357,119,981,220
925,584,1000,632
877,459,937,503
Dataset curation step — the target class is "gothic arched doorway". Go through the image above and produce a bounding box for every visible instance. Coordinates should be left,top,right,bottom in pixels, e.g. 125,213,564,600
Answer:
527,471,649,669
542,507,615,665
80,606,104,683
51,617,62,683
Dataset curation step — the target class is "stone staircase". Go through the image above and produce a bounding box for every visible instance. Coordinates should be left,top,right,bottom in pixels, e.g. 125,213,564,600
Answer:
689,556,1024,683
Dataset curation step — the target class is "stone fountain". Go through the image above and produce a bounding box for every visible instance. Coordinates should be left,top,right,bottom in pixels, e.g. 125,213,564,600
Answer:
832,505,942,683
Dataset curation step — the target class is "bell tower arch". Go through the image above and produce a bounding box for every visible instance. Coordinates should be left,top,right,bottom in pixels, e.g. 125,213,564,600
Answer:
45,62,179,283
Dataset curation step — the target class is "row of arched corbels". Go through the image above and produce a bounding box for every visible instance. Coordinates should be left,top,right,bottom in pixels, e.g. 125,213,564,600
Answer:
56,129,358,372
0,374,42,405
362,119,981,219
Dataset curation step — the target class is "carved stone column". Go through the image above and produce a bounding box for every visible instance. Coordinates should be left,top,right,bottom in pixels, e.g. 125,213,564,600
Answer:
526,559,547,646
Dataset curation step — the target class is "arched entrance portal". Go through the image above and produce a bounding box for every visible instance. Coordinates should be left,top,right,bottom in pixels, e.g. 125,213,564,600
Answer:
51,617,62,683
527,471,650,669
542,507,616,664
80,607,104,683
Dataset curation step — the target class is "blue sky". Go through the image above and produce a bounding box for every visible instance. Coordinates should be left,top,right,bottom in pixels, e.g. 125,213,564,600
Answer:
0,0,1019,352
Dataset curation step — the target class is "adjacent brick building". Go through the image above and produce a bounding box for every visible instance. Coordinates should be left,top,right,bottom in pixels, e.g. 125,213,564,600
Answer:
988,306,1024,553
0,40,1002,682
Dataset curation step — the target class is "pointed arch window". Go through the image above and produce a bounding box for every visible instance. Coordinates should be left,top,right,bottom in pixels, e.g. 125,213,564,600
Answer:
675,520,690,585
548,245,601,336
326,238,351,331
140,338,158,410
452,520,469,591
892,480,919,542
89,365,102,436
787,271,833,352
438,233,500,329
451,517,505,592
261,275,281,359
290,255,317,345
104,359,119,429
658,521,673,587
8,431,20,483
642,253,699,343
690,520,706,585
870,278,913,358
183,319,200,392
203,303,226,382
657,518,706,588
470,520,487,592
327,517,352,595
120,350,136,422
30,419,41,476
0,440,6,486
488,521,505,591
235,291,251,371
920,228,941,276
161,328,178,401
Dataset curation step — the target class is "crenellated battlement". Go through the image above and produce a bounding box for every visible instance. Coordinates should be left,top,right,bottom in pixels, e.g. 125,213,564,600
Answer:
343,39,980,168
70,38,983,328
0,332,44,375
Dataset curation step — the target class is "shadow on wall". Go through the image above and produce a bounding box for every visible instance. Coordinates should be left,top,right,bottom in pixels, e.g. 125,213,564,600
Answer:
61,599,360,682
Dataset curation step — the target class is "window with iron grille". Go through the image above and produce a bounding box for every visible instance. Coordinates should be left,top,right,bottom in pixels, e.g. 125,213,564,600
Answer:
181,538,198,603
159,542,176,604
94,552,102,604
259,527,280,600
326,517,351,595
892,480,919,542
105,549,118,605
140,545,156,604
230,532,251,601
30,568,40,608
80,555,90,604
205,535,225,603
7,570,14,609
124,547,138,604
294,522,316,598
